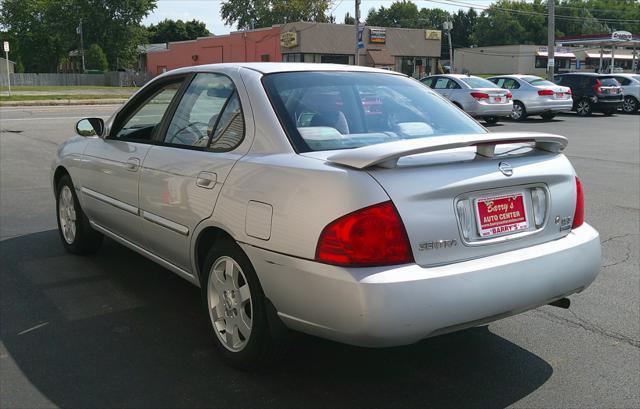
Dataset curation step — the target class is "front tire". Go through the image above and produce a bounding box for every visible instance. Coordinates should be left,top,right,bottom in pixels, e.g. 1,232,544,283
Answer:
576,99,592,116
483,116,500,124
56,175,103,254
510,101,527,121
201,239,280,370
622,96,638,113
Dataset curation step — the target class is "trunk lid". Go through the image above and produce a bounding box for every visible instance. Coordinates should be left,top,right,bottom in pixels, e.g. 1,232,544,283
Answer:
313,133,577,267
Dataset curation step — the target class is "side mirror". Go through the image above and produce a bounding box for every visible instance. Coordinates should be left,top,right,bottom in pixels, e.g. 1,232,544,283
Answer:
76,118,104,137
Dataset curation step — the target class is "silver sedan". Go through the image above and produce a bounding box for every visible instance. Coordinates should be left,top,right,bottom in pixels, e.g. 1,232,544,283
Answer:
488,75,573,121
52,63,601,369
420,74,513,124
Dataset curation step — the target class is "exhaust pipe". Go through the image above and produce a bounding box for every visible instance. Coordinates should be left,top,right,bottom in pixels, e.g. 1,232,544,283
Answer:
548,297,571,309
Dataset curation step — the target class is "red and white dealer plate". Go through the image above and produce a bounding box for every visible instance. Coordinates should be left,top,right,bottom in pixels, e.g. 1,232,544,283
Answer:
475,192,528,238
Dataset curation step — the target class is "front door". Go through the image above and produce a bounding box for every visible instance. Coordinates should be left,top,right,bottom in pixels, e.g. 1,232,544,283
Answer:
139,72,251,271
80,78,184,246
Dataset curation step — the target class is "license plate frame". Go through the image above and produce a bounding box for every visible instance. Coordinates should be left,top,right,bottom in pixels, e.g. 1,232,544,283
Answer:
474,192,529,238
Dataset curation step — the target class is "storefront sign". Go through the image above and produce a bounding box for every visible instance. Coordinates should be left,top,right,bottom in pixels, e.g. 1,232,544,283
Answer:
425,30,441,40
612,31,632,41
280,32,298,48
357,23,365,49
369,28,386,44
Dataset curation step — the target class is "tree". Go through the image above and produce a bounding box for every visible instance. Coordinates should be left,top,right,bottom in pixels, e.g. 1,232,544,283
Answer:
86,43,108,71
220,0,331,29
451,9,477,48
366,1,421,28
0,0,157,72
147,19,211,43
343,12,355,25
471,0,547,46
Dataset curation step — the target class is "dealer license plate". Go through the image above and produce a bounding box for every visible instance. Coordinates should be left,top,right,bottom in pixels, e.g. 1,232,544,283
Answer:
475,193,528,238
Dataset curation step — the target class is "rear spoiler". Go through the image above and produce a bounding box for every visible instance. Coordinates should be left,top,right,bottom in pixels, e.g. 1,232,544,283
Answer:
326,132,568,169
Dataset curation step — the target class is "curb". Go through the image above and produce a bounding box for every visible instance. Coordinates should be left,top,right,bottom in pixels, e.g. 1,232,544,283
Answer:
0,98,128,107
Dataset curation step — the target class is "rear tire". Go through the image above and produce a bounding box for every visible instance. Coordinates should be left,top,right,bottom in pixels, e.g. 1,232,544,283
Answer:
483,116,500,124
510,101,527,121
576,99,592,116
56,175,103,254
622,96,638,113
540,112,557,120
201,239,283,370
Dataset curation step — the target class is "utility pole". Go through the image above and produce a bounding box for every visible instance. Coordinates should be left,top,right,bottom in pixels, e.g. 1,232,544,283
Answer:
78,19,86,73
355,0,362,66
547,0,555,80
444,21,454,73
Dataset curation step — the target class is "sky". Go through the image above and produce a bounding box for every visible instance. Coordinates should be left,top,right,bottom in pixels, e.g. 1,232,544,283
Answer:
144,0,497,34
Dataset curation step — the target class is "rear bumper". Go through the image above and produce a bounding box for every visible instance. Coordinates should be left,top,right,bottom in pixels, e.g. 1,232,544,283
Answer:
525,99,573,114
464,101,513,117
592,98,623,111
242,223,601,347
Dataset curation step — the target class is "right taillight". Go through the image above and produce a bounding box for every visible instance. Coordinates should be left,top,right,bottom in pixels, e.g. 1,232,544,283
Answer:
315,201,414,267
572,177,584,229
470,92,489,100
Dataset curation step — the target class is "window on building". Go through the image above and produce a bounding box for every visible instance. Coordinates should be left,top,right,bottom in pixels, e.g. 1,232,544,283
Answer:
261,54,270,62
535,57,547,69
320,54,350,64
283,53,303,63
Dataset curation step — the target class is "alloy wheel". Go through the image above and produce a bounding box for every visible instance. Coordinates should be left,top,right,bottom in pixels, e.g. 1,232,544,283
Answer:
622,96,638,113
576,100,591,116
207,256,253,352
58,186,77,244
510,102,524,120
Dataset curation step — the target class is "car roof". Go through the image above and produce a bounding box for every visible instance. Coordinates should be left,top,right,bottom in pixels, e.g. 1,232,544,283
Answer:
163,62,405,76
556,72,599,76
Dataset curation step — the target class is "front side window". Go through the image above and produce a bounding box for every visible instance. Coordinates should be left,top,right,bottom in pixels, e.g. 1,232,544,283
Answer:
163,73,244,151
263,71,486,152
114,82,182,141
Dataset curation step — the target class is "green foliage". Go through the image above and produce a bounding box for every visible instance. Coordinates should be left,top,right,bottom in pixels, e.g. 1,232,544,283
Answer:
146,19,211,43
343,12,356,25
0,0,157,72
220,0,331,29
471,0,548,46
85,43,108,71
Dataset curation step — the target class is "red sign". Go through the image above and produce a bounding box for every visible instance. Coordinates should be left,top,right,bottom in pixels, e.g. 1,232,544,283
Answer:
475,193,528,237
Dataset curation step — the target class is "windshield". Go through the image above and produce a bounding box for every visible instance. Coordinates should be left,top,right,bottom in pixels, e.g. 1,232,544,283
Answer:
263,72,486,152
522,76,556,87
458,76,499,89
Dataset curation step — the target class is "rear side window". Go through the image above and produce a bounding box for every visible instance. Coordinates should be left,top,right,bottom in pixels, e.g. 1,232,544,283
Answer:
163,73,244,151
263,71,486,152
421,77,434,88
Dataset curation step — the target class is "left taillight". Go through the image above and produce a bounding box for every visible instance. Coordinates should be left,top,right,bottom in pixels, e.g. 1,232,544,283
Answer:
315,201,414,267
572,177,584,229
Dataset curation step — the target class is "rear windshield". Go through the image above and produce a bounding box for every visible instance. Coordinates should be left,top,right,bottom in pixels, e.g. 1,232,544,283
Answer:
522,76,556,87
262,72,486,152
458,76,498,89
600,77,621,86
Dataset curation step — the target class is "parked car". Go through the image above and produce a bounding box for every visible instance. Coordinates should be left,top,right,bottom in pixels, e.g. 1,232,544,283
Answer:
420,74,513,124
53,63,601,369
487,74,573,121
553,73,623,116
606,73,640,113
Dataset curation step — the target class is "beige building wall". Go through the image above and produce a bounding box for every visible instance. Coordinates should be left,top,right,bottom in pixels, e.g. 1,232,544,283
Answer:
281,22,441,60
455,45,545,75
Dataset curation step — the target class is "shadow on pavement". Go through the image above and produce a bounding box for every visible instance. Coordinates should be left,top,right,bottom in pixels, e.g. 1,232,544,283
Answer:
1,230,553,408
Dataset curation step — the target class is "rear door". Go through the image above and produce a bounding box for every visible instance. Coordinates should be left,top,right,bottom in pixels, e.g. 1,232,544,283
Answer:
138,71,252,271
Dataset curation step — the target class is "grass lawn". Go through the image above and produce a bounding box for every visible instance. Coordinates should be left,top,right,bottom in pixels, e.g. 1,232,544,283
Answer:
0,85,138,92
0,94,129,102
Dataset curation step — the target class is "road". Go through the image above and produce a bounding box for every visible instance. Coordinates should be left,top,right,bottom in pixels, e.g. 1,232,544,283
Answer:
1,105,638,408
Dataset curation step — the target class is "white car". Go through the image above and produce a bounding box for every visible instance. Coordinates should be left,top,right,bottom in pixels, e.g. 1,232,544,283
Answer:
609,73,640,113
52,63,601,369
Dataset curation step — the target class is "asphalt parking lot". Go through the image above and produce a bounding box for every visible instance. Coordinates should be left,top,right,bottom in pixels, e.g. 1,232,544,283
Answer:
1,105,638,408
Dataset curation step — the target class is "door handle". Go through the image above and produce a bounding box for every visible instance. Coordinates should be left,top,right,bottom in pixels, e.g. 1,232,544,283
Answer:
196,172,217,189
125,157,140,172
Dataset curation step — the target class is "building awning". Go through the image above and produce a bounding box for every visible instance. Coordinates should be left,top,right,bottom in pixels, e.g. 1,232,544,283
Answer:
536,51,575,58
367,49,394,66
585,52,635,60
